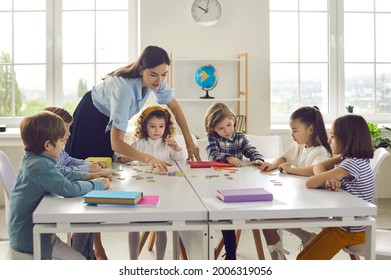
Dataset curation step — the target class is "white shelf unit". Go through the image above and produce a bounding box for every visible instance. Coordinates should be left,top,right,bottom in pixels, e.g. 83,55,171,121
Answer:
168,52,248,138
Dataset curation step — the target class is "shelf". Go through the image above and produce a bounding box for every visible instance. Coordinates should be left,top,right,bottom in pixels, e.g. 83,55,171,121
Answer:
169,52,248,134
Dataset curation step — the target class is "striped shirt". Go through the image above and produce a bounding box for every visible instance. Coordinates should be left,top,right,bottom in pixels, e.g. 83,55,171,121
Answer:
337,157,375,232
206,131,264,162
57,149,90,172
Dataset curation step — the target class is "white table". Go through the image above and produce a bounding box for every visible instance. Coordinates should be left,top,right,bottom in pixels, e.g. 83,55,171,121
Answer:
176,161,377,260
33,162,208,260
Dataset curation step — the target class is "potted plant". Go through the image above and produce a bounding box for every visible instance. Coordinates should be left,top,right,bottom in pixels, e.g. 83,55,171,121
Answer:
346,105,354,113
367,122,391,149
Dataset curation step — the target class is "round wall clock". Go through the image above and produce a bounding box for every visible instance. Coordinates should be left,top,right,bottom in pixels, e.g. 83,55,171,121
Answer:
191,0,221,27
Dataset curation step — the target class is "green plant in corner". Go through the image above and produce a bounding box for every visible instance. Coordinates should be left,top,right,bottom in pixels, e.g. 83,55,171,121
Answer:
367,122,391,149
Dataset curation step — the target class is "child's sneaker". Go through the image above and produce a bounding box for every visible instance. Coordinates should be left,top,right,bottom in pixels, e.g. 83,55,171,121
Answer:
298,232,317,251
267,240,290,260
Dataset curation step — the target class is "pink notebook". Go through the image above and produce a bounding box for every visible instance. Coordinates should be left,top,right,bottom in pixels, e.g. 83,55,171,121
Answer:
138,195,160,206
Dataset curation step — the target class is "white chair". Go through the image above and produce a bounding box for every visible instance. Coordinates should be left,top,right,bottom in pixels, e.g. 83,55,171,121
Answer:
137,135,197,260
0,150,33,260
215,134,283,259
343,147,391,260
246,134,283,159
0,150,17,225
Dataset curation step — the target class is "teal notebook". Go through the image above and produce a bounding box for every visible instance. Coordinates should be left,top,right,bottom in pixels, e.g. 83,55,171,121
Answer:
83,190,143,205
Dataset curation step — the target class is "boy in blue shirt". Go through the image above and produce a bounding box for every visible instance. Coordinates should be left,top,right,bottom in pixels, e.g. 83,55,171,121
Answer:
8,111,111,259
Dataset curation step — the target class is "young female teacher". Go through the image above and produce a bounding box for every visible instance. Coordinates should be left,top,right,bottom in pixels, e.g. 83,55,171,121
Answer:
65,45,201,171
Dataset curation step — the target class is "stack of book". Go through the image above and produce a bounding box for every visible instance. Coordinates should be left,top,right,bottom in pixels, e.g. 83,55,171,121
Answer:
83,190,143,205
85,157,112,168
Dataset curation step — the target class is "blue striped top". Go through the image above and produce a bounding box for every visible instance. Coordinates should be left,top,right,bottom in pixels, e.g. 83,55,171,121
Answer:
337,157,375,232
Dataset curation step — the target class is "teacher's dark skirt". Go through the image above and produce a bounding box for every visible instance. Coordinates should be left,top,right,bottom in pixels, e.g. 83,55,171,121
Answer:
65,91,114,159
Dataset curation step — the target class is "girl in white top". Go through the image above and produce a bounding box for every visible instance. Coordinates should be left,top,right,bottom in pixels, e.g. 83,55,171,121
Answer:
260,106,332,259
117,105,184,260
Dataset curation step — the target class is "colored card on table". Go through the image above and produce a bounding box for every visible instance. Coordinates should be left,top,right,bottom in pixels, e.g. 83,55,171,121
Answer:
216,188,273,203
138,195,160,206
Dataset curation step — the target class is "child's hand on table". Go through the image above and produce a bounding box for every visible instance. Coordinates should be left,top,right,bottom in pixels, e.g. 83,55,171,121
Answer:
248,159,264,166
99,177,111,190
86,171,113,181
89,162,103,172
278,163,293,174
226,156,242,167
259,161,275,172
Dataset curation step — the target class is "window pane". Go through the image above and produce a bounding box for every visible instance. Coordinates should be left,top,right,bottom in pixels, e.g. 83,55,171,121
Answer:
96,11,128,62
300,63,329,112
300,0,327,11
15,65,45,117
63,11,95,63
344,0,374,12
63,64,95,115
62,0,95,10
300,12,328,62
270,12,298,62
376,0,391,12
14,12,46,63
270,0,298,10
96,0,128,10
0,0,12,10
376,14,391,62
344,13,374,62
0,59,14,117
96,64,124,82
345,63,374,114
376,64,391,113
0,13,12,56
14,0,45,10
270,63,298,114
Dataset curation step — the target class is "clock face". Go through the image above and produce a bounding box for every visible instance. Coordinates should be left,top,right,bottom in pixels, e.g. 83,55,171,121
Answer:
191,0,221,27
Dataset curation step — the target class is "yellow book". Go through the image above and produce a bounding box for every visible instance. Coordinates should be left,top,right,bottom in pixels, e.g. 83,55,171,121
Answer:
85,157,112,168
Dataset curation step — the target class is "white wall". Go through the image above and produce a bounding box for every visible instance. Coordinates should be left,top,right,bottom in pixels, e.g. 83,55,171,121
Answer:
139,0,270,134
1,0,391,205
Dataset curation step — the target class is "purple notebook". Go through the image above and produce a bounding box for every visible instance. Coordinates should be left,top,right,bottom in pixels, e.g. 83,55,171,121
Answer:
216,188,273,203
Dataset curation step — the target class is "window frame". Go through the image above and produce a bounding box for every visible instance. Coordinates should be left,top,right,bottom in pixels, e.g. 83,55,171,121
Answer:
0,0,138,127
270,0,391,128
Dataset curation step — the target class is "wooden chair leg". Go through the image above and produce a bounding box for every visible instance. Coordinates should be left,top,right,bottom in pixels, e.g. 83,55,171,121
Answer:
215,237,225,259
252,229,265,260
138,231,150,255
179,238,188,260
147,231,156,251
349,254,360,260
235,229,242,246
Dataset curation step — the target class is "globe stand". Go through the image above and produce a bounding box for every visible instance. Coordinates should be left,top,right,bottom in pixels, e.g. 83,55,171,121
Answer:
200,89,215,99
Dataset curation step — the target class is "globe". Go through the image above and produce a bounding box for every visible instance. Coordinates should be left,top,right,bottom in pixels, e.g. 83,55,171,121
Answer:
195,64,218,99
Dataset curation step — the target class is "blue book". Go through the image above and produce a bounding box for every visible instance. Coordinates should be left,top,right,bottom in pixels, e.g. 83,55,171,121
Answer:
83,190,143,205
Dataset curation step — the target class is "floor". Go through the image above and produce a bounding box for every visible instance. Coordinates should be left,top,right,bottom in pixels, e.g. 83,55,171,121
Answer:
1,198,391,260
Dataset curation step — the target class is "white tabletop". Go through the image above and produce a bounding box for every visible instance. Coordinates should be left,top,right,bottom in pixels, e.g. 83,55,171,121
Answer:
33,162,208,224
176,161,377,221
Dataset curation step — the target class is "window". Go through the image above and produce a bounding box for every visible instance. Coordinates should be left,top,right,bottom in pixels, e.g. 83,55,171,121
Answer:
270,0,391,125
0,0,137,126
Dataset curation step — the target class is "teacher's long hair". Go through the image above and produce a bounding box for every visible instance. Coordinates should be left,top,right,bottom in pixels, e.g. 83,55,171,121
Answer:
103,46,171,80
